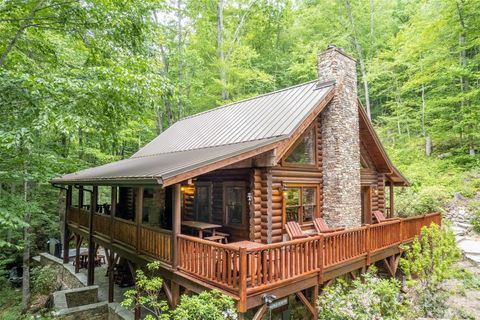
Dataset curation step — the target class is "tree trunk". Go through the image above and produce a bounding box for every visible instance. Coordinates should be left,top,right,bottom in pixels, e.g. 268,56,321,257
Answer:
344,0,371,119
217,0,228,100
425,137,432,157
21,176,31,313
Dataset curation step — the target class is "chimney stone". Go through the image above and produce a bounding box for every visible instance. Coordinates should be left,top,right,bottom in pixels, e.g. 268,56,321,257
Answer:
317,46,362,228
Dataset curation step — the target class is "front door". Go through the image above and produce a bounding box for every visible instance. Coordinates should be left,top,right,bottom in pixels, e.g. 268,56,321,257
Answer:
361,186,372,224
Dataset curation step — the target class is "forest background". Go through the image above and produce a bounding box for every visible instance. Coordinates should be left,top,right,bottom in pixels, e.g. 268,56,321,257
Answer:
0,0,479,315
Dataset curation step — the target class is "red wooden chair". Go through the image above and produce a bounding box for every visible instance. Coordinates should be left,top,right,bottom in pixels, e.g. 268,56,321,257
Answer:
372,210,400,224
313,217,345,233
285,221,309,240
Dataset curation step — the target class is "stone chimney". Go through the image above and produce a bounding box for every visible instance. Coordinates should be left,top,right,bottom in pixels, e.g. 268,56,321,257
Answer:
318,45,361,227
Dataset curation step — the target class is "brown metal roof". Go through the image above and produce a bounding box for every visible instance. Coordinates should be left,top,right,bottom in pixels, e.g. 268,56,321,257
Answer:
51,137,282,186
133,80,333,157
52,80,334,185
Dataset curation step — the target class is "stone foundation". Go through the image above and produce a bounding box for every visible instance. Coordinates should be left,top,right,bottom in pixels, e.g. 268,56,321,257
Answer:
318,46,361,227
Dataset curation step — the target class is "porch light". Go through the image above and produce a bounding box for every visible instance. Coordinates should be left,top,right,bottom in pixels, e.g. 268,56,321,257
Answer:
180,186,186,192
247,192,253,205
373,187,379,195
280,184,288,197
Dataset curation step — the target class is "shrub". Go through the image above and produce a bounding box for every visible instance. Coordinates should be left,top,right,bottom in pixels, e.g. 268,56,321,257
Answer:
395,186,448,217
172,290,237,320
317,272,408,320
400,223,461,290
400,223,461,318
122,261,169,320
122,261,236,320
31,265,60,295
470,209,480,233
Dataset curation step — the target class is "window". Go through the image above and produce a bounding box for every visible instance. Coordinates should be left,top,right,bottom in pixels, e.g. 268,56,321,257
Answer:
284,127,315,165
224,183,246,226
142,188,166,227
284,185,318,224
116,187,136,222
195,183,212,222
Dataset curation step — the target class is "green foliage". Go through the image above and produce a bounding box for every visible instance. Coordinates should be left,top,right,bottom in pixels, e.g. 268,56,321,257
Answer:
122,262,236,320
122,261,169,320
317,272,408,320
31,265,60,295
172,290,237,320
400,223,461,290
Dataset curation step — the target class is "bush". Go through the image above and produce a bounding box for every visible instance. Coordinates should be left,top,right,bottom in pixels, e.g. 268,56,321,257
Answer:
317,272,408,320
395,186,448,217
172,290,237,320
400,223,461,290
122,261,237,320
31,265,60,295
400,223,461,318
470,209,480,233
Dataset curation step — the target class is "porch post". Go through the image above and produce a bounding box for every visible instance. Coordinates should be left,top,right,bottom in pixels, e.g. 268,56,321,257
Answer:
63,185,72,264
87,186,98,286
135,187,144,253
110,186,116,244
389,181,394,218
108,249,115,303
172,184,181,269
78,186,84,208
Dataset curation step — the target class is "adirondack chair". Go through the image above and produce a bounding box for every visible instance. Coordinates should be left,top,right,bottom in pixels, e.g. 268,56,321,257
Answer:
372,210,400,224
285,221,309,240
313,217,345,233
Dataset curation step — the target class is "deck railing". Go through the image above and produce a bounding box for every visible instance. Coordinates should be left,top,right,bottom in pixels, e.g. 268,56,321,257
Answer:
113,218,137,248
140,226,172,264
176,212,441,310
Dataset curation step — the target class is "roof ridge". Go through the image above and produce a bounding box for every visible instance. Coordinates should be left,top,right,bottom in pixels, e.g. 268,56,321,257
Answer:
129,136,286,159
178,79,320,122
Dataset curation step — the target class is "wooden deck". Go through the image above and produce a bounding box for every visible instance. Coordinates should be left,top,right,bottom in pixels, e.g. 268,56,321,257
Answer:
67,208,441,312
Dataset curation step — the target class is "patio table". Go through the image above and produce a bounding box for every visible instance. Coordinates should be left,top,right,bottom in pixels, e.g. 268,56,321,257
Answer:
181,220,222,238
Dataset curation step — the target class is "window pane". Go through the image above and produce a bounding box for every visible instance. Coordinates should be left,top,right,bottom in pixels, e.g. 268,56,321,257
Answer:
226,186,244,225
302,188,316,222
117,187,136,221
196,186,210,222
285,128,315,164
285,188,300,222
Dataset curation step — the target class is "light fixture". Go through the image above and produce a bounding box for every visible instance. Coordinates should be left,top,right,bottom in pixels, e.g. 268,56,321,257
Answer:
180,186,186,192
280,184,288,197
247,192,253,205
373,187,379,195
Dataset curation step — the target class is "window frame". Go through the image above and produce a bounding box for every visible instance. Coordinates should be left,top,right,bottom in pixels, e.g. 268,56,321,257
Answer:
281,123,317,168
194,182,213,222
282,183,320,228
223,181,247,228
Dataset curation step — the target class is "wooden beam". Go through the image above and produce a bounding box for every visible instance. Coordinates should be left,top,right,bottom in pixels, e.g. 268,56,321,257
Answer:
252,304,268,320
63,186,72,264
389,181,394,217
74,234,82,273
110,186,117,245
108,249,115,303
171,281,180,308
172,184,181,269
266,168,273,244
163,281,173,307
296,290,316,318
87,186,98,285
135,187,143,253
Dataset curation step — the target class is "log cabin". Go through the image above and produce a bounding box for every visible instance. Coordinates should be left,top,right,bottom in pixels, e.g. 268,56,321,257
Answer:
51,45,441,319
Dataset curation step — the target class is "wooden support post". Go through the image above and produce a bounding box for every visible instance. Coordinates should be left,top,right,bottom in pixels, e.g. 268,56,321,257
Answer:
126,261,141,320
312,285,319,320
365,224,371,266
110,186,116,244
251,304,268,320
63,186,72,264
135,187,143,253
238,247,247,313
87,186,97,286
172,184,181,269
74,234,82,273
108,249,115,303
318,234,324,284
78,186,84,208
171,281,180,308
389,181,394,218
296,290,317,319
